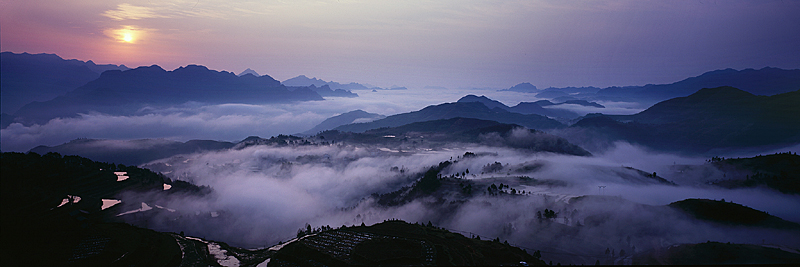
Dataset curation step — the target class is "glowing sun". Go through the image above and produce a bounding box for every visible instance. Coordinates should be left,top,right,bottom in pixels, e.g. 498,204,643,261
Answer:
122,33,134,43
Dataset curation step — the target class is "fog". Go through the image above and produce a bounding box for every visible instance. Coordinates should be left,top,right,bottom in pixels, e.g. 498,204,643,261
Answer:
1,88,645,152
120,141,799,264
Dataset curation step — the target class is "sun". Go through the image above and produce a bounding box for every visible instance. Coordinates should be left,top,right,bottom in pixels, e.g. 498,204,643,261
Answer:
106,25,145,44
122,33,133,43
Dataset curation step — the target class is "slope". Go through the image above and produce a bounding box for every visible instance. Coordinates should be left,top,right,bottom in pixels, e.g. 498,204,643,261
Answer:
572,87,800,153
333,102,564,133
595,67,800,104
301,109,385,135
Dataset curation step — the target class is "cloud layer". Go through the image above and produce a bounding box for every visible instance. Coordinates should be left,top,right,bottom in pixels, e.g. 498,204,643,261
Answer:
124,141,800,265
3,88,637,152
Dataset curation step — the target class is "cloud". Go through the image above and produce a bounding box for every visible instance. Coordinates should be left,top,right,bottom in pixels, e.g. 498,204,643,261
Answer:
103,25,153,43
0,87,482,152
119,141,800,261
103,3,167,20
542,101,645,116
0,104,325,152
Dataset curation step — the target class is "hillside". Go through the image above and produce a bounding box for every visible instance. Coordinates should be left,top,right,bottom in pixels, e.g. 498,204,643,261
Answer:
29,138,236,166
571,87,800,153
669,199,800,229
322,117,590,156
633,242,800,265
333,102,564,133
708,152,800,194
302,110,385,135
272,220,544,266
0,152,211,266
457,95,583,119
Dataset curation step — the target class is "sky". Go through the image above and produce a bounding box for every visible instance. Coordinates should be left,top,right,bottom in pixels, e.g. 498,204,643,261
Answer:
2,0,799,89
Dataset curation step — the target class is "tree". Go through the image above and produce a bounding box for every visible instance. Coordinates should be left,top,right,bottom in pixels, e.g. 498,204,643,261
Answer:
619,249,626,257
533,250,542,259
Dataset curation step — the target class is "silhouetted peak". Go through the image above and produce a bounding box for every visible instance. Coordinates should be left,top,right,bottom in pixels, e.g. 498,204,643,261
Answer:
509,82,537,91
457,95,509,110
241,136,263,142
174,64,211,72
133,65,167,72
457,94,491,101
238,68,260,77
687,86,755,100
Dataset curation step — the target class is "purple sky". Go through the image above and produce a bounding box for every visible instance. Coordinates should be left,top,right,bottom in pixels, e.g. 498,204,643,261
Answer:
2,0,799,89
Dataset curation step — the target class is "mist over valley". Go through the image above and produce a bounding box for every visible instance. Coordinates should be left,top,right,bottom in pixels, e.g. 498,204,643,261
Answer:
2,2,800,264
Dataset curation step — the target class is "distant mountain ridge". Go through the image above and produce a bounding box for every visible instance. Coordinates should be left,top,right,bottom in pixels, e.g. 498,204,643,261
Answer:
497,82,538,93
301,110,384,135
596,67,800,102
495,67,800,106
291,84,358,98
456,95,605,119
1,52,130,114
571,86,800,153
333,101,564,133
237,68,260,76
355,117,591,156
11,64,324,126
283,75,372,90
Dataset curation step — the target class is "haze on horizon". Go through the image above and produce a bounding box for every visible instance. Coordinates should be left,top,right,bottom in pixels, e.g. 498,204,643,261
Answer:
2,0,799,89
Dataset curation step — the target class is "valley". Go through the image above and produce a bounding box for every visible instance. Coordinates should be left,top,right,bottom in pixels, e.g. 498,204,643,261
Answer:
1,52,799,266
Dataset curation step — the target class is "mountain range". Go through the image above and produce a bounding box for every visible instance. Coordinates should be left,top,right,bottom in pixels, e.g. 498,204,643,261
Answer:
595,67,800,103
333,101,564,133
290,84,359,98
322,117,591,156
501,67,800,106
283,74,374,90
497,82,538,93
8,64,324,126
301,109,385,135
456,95,602,119
1,52,129,114
570,86,800,153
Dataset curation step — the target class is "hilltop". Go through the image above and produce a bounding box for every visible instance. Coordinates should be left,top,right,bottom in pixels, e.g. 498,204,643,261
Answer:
334,101,564,133
570,87,800,153
273,220,544,266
